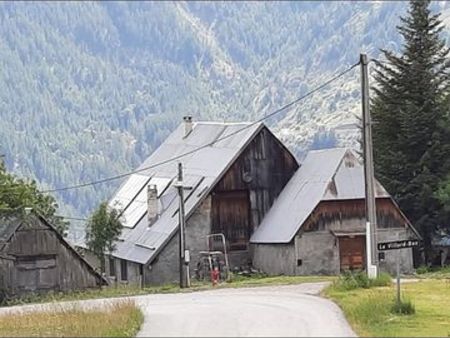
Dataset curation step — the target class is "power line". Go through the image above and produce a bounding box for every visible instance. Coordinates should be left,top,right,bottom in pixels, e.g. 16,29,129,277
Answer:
55,215,89,222
36,61,358,194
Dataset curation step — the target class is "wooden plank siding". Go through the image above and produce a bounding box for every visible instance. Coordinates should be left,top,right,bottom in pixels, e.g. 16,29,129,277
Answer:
211,127,298,251
339,236,366,271
0,214,103,298
303,198,410,232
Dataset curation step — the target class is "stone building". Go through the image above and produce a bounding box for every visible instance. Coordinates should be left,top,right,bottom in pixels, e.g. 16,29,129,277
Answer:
250,148,421,276
81,119,419,286
0,210,104,298
93,118,298,286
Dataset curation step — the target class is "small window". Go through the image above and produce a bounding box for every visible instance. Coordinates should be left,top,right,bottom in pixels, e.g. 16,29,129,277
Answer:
109,257,116,277
120,260,128,281
297,259,303,267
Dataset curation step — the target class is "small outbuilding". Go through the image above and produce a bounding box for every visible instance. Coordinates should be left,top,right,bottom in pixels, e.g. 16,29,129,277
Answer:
0,210,105,299
250,148,420,276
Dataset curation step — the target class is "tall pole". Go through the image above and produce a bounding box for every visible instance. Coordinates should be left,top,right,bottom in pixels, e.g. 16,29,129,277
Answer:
177,162,187,288
360,53,379,278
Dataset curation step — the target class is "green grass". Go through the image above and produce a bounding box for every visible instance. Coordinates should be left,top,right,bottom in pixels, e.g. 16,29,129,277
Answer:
2,274,335,307
0,300,143,337
331,271,392,291
2,284,180,307
415,266,450,279
324,279,450,337
223,273,335,287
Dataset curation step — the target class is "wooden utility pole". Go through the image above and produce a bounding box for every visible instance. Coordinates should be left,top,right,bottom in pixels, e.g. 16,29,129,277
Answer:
176,162,187,288
360,53,379,278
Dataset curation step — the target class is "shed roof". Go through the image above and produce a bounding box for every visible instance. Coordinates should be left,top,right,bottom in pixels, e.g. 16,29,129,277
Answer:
110,121,265,264
250,148,392,244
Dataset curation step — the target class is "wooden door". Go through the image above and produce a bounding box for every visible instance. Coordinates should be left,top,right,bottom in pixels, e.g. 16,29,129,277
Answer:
15,255,57,292
339,236,366,271
212,191,250,251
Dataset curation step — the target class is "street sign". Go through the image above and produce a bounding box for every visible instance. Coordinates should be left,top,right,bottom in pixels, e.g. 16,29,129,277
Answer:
377,238,420,310
377,239,420,251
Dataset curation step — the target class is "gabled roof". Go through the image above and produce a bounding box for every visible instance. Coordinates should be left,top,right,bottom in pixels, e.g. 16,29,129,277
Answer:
0,212,22,243
250,148,397,244
0,210,106,285
111,121,265,264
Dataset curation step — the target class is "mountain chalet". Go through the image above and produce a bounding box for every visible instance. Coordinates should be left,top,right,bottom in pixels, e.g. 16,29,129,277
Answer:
81,118,419,286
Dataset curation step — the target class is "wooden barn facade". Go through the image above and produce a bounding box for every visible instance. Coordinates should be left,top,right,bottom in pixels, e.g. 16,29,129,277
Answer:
210,127,298,256
84,119,298,286
0,211,104,299
250,148,420,276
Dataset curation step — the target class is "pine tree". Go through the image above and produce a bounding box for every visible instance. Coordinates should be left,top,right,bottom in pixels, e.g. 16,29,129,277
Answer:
371,0,450,261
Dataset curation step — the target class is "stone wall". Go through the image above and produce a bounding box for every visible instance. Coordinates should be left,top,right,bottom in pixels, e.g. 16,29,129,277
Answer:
294,231,340,275
251,243,296,275
144,234,179,285
144,196,212,286
251,227,415,276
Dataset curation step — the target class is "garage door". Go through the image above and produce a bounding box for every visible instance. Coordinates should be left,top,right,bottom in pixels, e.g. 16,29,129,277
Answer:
339,236,366,271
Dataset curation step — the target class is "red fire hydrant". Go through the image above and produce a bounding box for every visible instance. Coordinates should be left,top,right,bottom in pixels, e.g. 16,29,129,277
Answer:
211,267,220,287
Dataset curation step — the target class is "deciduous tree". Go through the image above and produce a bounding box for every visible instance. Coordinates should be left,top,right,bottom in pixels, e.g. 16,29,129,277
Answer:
85,202,123,273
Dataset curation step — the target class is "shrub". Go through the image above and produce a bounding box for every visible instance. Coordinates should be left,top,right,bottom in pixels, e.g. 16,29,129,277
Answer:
391,298,415,315
416,265,429,274
333,271,392,291
333,271,365,290
370,272,392,287
354,271,371,288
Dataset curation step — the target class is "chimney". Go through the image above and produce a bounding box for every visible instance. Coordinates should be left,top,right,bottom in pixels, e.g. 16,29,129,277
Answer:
183,115,193,138
147,184,159,224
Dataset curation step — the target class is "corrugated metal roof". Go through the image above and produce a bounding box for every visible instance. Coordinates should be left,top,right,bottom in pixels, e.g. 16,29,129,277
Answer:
250,148,390,244
111,121,264,264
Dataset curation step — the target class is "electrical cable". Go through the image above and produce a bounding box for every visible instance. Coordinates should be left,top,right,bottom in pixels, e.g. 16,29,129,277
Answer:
39,61,360,194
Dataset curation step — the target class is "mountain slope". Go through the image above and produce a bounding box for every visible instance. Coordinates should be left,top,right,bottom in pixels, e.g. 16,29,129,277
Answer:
1,1,449,228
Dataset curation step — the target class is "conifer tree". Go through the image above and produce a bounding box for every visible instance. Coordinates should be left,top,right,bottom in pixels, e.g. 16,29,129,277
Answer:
371,0,450,260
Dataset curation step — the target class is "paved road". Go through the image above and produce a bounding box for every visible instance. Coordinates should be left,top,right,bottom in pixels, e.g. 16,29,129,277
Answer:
135,283,355,337
0,282,356,337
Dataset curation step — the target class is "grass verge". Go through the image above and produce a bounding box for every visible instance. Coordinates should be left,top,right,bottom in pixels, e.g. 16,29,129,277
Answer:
324,279,450,337
415,266,450,279
2,274,335,307
0,300,143,337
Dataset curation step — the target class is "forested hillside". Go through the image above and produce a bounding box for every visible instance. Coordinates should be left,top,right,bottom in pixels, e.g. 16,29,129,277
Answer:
1,2,449,232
